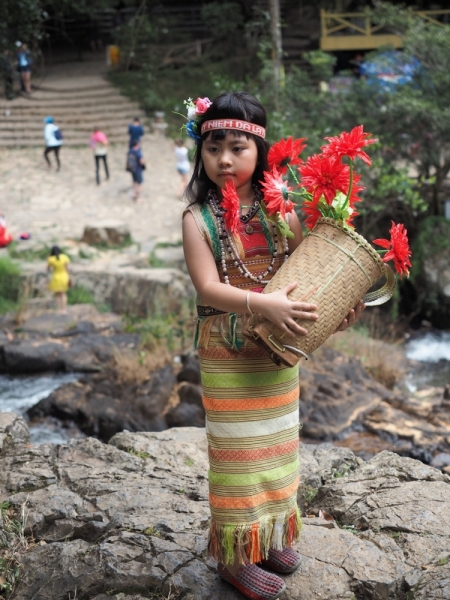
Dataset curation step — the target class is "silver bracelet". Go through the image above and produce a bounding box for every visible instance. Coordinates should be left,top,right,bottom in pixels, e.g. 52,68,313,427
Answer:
246,291,254,315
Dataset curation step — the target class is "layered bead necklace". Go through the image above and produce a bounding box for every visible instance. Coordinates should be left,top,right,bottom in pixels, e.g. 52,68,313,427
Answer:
207,188,289,285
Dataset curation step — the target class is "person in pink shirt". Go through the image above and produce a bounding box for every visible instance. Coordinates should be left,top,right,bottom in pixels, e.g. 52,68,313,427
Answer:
89,128,109,185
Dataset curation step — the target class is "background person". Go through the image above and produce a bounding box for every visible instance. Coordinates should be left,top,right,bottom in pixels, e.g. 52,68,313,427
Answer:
174,138,190,198
47,245,71,313
43,116,63,171
126,139,145,203
17,43,32,94
128,116,144,148
90,127,109,185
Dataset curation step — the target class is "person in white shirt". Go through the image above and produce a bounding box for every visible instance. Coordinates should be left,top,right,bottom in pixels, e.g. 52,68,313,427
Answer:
174,138,190,198
43,116,63,171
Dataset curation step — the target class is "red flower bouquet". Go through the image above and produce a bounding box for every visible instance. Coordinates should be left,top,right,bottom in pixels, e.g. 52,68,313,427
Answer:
243,126,412,367
258,125,411,279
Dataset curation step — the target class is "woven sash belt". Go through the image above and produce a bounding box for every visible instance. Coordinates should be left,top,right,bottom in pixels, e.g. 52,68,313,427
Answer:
197,305,227,317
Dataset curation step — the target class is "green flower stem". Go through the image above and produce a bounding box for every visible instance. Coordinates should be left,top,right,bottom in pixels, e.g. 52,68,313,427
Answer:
376,249,388,254
342,160,354,214
288,164,300,186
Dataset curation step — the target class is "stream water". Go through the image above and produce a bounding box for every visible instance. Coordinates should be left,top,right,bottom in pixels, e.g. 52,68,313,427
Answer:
0,373,82,444
0,332,449,446
404,331,450,390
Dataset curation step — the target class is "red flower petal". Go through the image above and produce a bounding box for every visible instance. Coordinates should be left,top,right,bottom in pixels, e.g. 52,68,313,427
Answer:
372,238,391,249
299,154,350,205
302,198,323,230
268,137,307,175
221,180,241,235
373,221,412,277
322,125,377,166
260,169,294,219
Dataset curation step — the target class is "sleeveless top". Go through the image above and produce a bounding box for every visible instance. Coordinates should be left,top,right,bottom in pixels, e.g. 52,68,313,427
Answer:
184,194,289,348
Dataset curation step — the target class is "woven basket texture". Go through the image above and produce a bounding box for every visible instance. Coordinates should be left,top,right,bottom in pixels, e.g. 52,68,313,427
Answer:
243,218,387,367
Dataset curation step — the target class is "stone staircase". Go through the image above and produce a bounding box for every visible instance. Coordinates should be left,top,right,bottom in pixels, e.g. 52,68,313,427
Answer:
0,59,146,147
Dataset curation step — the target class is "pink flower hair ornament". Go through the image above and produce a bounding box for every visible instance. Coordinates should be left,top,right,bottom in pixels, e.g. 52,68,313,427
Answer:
178,97,213,143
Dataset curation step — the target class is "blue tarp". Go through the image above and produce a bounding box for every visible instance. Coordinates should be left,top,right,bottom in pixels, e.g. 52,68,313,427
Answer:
359,51,421,88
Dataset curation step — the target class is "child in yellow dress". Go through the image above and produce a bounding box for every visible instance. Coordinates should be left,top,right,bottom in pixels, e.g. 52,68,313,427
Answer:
47,245,71,313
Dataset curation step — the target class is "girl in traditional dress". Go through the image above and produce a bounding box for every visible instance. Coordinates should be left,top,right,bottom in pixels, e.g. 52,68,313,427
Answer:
182,92,362,600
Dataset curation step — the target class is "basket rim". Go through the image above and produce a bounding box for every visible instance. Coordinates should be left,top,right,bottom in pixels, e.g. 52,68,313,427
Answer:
311,217,386,274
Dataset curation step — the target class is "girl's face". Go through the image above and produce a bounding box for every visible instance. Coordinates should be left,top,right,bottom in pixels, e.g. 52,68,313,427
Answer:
201,132,258,197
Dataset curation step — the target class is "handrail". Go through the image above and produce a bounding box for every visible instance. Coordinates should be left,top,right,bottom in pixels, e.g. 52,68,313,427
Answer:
320,8,450,51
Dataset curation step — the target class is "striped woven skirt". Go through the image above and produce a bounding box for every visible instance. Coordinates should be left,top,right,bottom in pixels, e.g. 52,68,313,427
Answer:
198,326,301,566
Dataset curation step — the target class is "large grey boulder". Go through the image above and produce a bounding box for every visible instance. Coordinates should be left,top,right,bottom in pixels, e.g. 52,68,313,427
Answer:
1,414,449,600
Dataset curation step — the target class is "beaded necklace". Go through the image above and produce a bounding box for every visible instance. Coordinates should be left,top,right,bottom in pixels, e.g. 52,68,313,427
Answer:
206,188,289,285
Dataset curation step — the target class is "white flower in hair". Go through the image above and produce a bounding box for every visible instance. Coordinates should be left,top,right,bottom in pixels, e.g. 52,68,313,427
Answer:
187,105,197,120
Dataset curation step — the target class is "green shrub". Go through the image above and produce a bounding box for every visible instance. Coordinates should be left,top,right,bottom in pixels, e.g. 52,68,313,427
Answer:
67,285,95,305
0,258,21,314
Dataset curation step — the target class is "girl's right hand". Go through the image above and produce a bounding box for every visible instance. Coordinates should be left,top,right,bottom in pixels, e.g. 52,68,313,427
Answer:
257,281,318,338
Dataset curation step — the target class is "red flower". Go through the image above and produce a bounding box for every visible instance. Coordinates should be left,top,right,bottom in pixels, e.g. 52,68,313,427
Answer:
302,198,323,230
221,180,240,235
373,221,412,277
268,136,306,175
260,169,294,219
322,125,377,166
299,154,350,205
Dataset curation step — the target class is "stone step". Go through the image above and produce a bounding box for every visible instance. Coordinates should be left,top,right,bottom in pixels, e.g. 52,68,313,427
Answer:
0,119,145,132
14,87,124,103
1,97,140,111
1,68,146,147
0,136,130,147
34,82,113,95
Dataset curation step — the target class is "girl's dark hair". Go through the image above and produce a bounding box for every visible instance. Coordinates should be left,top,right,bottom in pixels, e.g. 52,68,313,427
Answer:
185,92,269,205
50,245,61,260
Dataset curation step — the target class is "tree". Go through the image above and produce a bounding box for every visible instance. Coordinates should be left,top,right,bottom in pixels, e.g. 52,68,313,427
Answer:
269,0,283,108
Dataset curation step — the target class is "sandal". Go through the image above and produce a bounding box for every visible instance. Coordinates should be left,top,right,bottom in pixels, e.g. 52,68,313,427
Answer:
260,547,301,574
218,562,286,600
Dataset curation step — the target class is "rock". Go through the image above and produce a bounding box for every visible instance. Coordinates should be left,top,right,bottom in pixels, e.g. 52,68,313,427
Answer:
431,452,450,469
177,349,201,385
166,402,205,428
81,222,131,247
298,347,450,466
28,365,175,442
2,340,67,373
0,332,139,374
363,401,448,464
0,412,30,454
178,382,203,407
299,347,392,439
0,418,448,599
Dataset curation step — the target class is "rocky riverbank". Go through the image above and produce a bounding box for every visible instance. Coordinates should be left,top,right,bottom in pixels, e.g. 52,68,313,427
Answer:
1,305,450,471
11,319,448,472
0,412,449,600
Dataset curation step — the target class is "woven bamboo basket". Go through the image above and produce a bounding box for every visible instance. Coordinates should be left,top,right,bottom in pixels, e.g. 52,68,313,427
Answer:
242,217,396,367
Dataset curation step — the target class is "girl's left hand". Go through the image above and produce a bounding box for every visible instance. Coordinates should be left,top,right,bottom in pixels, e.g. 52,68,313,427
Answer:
334,300,365,332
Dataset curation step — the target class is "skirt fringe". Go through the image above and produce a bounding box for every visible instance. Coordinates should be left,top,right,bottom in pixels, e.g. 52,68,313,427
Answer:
208,506,302,566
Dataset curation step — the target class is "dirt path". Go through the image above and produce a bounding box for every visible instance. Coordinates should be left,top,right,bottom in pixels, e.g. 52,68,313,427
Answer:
0,137,186,247
0,58,186,249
